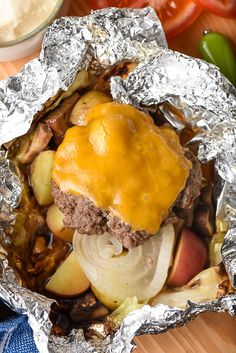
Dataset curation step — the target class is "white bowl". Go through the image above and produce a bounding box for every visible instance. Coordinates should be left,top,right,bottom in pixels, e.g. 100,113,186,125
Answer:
0,0,71,62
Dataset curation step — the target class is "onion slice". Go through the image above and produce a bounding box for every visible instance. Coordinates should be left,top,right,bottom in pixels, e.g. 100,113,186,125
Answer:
73,224,175,306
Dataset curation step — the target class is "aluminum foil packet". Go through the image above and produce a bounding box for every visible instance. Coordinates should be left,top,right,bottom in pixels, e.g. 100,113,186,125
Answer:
1,6,236,353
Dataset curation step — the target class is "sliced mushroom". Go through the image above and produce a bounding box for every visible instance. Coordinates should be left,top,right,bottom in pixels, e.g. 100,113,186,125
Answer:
16,123,52,164
44,93,80,145
193,184,216,237
69,293,109,322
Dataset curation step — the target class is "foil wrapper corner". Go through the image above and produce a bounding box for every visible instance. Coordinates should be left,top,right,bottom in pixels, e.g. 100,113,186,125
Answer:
1,6,236,353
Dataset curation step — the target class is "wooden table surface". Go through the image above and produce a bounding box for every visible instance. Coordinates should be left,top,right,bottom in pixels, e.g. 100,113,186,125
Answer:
1,1,236,353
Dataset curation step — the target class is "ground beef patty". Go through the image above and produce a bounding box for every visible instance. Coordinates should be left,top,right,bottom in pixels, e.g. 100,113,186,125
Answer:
174,149,202,210
51,150,202,249
51,181,151,248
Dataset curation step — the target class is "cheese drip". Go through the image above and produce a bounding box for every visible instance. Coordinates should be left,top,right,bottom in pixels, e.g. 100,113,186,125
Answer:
53,102,192,234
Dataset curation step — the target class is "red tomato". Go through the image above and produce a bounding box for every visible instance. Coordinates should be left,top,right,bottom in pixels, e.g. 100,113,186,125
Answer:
90,0,203,39
193,0,236,18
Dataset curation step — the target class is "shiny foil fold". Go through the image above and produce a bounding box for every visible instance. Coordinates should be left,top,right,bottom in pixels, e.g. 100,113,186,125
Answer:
1,6,236,353
0,151,21,239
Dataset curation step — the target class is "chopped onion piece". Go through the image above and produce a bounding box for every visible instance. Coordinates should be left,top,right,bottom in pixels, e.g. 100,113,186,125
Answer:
73,224,175,307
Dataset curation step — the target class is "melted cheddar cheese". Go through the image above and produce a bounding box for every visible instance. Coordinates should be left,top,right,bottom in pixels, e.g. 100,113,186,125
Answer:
52,102,192,234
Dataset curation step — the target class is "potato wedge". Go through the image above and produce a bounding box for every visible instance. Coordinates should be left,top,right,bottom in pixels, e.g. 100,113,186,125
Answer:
45,251,90,297
152,267,224,309
70,90,112,125
46,204,73,242
30,150,55,206
167,228,208,287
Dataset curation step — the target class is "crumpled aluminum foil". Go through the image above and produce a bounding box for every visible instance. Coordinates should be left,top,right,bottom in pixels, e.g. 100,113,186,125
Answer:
0,7,166,146
0,151,21,242
111,51,236,183
1,6,236,353
0,248,54,353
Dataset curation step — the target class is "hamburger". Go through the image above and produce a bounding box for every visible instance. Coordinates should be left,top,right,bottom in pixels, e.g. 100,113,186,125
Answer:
51,101,202,248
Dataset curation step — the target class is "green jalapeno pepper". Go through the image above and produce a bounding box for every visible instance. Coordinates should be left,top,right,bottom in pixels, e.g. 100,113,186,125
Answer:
199,31,236,87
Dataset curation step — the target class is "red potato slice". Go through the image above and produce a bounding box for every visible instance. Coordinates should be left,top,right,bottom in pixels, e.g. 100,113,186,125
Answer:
168,227,208,287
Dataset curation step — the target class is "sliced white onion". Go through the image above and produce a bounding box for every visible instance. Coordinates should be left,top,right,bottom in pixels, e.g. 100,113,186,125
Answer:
73,224,175,304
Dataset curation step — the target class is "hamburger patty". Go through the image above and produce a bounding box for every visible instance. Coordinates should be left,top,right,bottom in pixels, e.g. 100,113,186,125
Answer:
51,150,201,249
174,149,202,210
